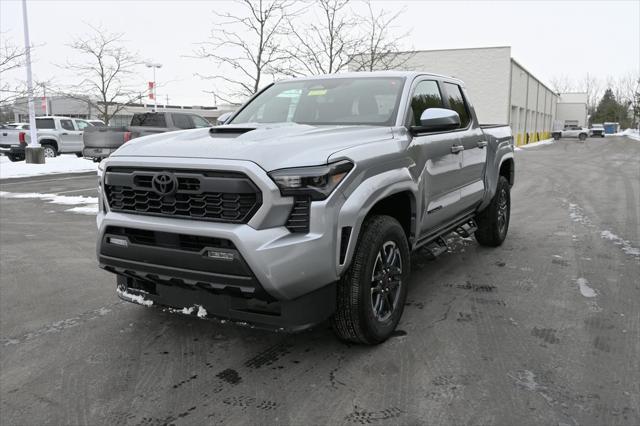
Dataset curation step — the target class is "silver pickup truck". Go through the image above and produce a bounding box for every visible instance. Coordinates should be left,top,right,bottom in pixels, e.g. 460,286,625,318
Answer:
83,111,211,161
96,72,515,344
0,116,93,161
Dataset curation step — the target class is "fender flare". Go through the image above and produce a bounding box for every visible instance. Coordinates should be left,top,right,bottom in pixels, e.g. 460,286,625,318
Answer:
335,168,418,276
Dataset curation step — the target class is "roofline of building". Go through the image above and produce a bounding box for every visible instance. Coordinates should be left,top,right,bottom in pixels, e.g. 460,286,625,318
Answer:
510,58,557,96
380,45,511,55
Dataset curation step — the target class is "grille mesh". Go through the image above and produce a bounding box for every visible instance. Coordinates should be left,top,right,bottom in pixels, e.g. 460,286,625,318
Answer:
104,168,261,224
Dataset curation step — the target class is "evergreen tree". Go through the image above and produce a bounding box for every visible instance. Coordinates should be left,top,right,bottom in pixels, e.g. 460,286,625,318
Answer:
592,88,631,127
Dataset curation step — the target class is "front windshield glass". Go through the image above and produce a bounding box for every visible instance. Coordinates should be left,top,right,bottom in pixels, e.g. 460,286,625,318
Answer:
230,77,405,126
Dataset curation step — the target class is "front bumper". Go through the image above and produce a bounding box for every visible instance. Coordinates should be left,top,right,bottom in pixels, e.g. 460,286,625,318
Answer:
97,156,348,303
116,275,336,332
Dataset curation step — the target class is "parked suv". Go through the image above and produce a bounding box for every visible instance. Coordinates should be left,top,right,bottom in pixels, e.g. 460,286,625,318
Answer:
96,72,515,344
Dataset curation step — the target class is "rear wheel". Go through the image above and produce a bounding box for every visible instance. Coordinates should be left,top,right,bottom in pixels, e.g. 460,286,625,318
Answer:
553,133,560,140
475,176,510,247
332,215,410,344
7,154,22,162
42,145,57,158
578,133,587,141
75,152,83,158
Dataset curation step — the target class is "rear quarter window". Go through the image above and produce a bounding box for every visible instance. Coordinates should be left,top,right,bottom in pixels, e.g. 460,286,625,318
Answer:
35,118,55,129
130,113,167,127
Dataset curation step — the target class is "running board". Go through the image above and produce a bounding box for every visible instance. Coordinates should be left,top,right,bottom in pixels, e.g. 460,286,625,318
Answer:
422,237,449,259
455,219,478,238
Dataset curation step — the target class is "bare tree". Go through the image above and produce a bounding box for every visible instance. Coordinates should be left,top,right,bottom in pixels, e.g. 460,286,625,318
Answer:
286,0,357,75
0,36,28,106
579,73,602,116
194,0,294,103
349,1,413,71
63,24,142,125
549,74,574,94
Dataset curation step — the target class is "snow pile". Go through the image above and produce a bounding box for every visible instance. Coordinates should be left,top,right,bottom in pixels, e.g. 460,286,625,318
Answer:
197,305,208,318
0,154,97,179
517,138,555,150
619,128,640,141
600,230,640,257
0,191,98,215
117,288,153,306
575,278,597,298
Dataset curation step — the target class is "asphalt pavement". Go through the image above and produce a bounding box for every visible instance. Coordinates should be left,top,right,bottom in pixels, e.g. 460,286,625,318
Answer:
1,136,639,426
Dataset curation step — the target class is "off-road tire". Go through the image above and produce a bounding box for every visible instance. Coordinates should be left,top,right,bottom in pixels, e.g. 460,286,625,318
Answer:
332,215,410,344
475,176,510,247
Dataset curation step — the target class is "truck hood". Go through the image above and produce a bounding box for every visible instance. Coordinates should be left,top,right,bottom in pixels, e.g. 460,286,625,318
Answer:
111,123,393,171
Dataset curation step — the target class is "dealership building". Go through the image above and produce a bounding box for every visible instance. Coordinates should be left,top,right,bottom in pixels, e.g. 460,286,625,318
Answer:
364,46,563,146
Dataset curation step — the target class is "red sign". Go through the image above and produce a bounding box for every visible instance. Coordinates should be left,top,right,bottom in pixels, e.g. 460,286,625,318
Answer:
41,97,46,108
148,81,154,89
148,81,155,99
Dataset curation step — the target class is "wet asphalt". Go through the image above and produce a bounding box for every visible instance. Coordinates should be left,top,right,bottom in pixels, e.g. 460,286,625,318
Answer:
1,135,639,426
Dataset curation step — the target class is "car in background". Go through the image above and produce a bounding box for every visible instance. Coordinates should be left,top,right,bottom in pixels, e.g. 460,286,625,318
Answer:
4,122,30,129
552,125,589,141
1,116,92,161
87,119,106,127
82,111,211,161
589,124,605,137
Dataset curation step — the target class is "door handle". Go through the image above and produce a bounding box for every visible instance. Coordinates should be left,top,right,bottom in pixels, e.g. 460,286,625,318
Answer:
451,145,464,153
477,140,488,148
61,133,69,135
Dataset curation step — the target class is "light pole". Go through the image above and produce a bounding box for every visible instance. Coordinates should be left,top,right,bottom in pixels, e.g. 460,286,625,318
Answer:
21,0,44,164
145,62,162,111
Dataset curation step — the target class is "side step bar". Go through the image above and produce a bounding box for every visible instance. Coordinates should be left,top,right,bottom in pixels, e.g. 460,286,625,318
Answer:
421,218,478,259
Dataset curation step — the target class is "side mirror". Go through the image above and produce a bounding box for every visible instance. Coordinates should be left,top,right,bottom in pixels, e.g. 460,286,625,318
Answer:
414,108,461,133
216,111,233,126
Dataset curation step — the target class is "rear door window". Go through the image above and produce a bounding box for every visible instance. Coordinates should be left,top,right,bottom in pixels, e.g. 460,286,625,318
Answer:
35,118,55,129
75,120,91,130
408,80,443,126
60,119,75,131
443,83,471,128
130,113,167,127
171,113,193,129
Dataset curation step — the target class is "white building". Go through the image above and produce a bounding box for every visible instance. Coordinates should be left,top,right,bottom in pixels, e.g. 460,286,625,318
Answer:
10,95,234,125
555,93,588,128
356,46,559,146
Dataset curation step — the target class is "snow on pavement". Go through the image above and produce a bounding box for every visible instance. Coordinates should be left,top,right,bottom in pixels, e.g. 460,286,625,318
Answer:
0,191,99,215
0,154,97,179
515,138,555,151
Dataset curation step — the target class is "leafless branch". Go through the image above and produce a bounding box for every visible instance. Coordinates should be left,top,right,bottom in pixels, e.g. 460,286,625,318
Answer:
58,24,142,124
193,0,295,102
349,1,413,71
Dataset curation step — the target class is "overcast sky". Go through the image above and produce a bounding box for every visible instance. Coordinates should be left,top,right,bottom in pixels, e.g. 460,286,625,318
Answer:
1,0,638,106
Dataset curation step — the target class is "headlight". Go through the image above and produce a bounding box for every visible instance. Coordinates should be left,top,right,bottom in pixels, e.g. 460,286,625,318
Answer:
268,160,353,200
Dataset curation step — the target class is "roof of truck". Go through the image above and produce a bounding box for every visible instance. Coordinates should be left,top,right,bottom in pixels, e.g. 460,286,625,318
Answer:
282,71,464,85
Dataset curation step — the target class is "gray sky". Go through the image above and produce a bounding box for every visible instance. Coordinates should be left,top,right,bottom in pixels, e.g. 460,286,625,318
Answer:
1,0,638,106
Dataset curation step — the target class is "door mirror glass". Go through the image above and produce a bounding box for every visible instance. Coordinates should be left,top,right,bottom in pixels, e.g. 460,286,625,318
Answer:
418,108,460,131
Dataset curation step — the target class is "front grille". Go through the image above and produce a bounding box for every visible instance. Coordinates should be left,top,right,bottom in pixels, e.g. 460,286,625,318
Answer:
286,196,311,233
104,168,261,224
105,226,235,252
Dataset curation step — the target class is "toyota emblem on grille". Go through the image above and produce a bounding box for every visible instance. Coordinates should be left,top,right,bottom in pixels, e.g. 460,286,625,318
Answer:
152,172,177,195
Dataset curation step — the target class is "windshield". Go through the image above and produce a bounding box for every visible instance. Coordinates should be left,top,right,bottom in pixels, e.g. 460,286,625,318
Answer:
230,77,405,126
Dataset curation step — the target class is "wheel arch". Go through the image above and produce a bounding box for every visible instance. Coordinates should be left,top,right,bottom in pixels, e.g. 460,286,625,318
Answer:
39,138,59,152
336,169,418,276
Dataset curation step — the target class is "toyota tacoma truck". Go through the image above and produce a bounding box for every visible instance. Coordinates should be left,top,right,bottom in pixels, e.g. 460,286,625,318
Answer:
96,72,514,344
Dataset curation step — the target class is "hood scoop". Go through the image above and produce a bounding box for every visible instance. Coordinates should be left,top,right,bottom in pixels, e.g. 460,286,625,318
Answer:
209,126,256,138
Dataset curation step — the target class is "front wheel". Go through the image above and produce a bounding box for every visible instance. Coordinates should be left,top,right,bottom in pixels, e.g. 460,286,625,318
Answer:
475,176,511,247
578,133,587,141
332,215,410,344
7,154,22,162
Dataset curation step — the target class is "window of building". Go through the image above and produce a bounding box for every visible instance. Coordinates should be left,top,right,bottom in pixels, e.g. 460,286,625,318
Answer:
409,80,443,126
443,83,470,128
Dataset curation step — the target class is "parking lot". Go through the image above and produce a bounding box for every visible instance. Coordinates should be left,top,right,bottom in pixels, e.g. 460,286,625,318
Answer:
1,136,638,425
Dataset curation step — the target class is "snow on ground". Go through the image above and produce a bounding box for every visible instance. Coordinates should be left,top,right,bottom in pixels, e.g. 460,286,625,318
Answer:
0,154,97,179
616,128,640,141
0,191,99,215
515,138,555,151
